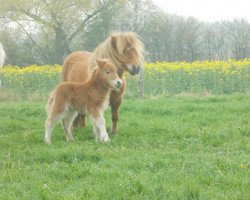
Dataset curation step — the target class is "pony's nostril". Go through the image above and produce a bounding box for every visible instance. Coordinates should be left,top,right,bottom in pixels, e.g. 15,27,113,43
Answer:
129,65,141,75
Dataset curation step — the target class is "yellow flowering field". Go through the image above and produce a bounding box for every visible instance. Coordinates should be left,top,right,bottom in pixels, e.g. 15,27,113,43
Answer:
145,59,250,71
0,60,250,99
0,64,62,99
133,59,250,96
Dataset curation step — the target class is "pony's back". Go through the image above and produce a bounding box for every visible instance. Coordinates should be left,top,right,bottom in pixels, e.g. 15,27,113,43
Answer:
0,43,6,67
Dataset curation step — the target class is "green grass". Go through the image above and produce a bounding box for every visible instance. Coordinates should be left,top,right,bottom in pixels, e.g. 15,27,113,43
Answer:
0,95,249,199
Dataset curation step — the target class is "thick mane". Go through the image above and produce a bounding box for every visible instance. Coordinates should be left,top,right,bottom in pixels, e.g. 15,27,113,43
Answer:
88,32,144,73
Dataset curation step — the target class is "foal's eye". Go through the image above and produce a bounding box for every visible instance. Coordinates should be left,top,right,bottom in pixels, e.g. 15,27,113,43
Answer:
105,71,110,74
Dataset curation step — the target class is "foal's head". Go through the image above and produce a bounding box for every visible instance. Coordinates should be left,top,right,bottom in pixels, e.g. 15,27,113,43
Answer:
96,59,123,91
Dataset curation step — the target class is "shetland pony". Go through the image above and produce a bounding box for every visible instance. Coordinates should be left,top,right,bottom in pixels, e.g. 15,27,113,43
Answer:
45,59,122,144
61,32,144,133
0,43,6,67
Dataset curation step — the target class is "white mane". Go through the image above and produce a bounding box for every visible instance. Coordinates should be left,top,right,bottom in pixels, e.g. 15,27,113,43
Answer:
0,43,6,67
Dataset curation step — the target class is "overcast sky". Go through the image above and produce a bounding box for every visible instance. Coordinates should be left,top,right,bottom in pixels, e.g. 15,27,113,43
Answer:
152,0,250,22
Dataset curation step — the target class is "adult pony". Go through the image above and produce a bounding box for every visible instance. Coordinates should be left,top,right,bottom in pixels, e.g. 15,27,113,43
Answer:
0,43,6,67
61,32,144,133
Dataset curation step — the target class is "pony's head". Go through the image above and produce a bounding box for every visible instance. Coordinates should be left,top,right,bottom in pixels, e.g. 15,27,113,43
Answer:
91,32,144,76
109,32,144,75
96,59,123,91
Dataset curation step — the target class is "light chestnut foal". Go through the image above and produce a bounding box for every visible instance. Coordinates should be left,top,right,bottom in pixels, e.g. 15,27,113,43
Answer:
45,59,122,144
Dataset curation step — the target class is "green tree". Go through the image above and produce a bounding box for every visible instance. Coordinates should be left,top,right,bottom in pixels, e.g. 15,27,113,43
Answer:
0,0,120,64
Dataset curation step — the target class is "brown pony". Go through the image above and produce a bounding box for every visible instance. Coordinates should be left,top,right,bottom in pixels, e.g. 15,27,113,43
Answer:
45,59,122,144
61,32,144,133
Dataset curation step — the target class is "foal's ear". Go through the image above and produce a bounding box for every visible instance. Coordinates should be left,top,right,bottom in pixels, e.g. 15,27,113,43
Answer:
111,34,117,48
96,59,107,69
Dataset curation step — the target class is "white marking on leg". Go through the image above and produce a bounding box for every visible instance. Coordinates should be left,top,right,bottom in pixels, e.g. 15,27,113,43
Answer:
90,117,99,141
45,120,53,145
92,114,109,142
44,112,67,144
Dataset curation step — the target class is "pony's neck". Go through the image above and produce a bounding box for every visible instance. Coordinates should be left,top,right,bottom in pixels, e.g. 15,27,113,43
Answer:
89,40,124,78
88,69,110,93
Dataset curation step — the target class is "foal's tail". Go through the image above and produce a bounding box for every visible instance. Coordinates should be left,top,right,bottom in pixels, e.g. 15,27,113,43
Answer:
46,90,55,115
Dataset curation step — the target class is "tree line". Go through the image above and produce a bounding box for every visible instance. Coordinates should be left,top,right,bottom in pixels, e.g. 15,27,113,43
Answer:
0,0,249,66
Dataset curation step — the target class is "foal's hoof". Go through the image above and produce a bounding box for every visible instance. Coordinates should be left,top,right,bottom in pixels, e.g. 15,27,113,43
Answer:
45,138,51,145
100,135,110,142
66,137,75,142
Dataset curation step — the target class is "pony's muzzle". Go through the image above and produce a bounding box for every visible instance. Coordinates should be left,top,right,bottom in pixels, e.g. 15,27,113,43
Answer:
128,65,141,75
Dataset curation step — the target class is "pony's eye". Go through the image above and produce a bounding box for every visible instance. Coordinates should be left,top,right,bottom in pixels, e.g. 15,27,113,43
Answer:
105,71,110,74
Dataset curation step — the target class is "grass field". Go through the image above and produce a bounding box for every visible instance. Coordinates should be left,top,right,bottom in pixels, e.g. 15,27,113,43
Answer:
0,95,249,199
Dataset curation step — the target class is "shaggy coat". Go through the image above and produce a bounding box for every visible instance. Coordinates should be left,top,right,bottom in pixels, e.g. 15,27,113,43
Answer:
61,32,144,133
45,59,122,144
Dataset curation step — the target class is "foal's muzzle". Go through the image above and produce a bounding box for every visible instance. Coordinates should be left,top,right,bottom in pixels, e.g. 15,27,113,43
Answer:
127,65,141,75
113,79,123,90
116,80,122,88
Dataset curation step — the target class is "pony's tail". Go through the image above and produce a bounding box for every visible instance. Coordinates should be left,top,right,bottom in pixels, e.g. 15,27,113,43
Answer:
46,90,55,115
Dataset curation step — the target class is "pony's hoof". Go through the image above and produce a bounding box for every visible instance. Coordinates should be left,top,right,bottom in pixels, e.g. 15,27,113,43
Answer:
112,128,118,134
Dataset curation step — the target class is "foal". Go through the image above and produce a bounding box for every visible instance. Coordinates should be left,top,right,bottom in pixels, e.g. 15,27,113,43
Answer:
45,59,122,144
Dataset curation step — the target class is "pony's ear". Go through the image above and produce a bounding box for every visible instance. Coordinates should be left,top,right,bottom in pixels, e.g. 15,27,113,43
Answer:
96,59,106,69
111,34,117,48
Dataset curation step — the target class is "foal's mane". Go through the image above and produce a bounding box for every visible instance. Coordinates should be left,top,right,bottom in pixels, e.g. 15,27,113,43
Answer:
88,32,144,73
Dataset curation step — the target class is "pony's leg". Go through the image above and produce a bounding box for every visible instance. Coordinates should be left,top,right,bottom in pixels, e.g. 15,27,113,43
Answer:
110,79,126,134
111,98,123,134
91,113,109,142
62,111,78,142
72,114,86,129
81,114,86,127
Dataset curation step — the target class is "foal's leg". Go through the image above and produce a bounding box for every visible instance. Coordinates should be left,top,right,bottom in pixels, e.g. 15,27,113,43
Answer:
45,118,55,145
91,112,109,142
45,99,67,144
90,117,99,141
45,112,66,144
62,111,78,142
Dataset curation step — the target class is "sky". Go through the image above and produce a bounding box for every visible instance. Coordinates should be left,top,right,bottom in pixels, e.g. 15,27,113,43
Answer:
152,0,250,22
